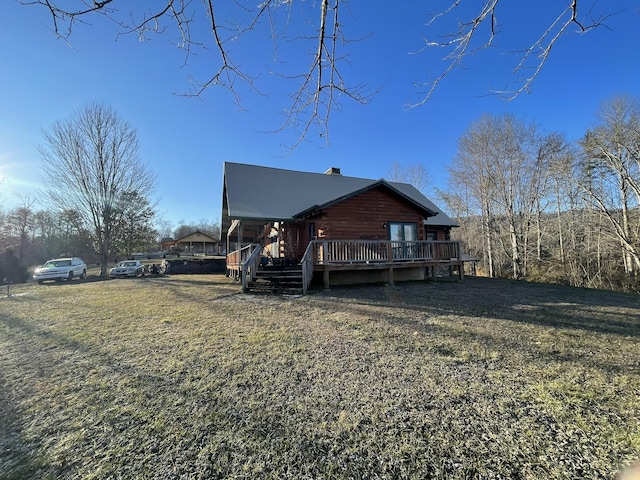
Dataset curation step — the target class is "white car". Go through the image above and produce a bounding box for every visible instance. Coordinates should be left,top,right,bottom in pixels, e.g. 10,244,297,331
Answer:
34,257,87,284
109,260,146,278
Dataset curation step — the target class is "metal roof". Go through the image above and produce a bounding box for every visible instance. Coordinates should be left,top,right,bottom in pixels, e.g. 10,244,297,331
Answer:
222,162,458,227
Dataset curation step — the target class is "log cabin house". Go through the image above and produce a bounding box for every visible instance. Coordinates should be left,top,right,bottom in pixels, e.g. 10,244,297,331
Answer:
222,162,467,294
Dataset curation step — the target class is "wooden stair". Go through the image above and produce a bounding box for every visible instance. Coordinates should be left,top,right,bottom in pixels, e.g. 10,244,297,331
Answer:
247,267,304,295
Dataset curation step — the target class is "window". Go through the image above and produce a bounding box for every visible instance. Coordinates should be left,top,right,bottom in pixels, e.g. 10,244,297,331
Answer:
389,222,417,242
388,222,417,259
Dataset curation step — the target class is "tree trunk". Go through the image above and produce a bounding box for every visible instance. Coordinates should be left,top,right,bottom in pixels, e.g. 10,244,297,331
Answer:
482,201,494,278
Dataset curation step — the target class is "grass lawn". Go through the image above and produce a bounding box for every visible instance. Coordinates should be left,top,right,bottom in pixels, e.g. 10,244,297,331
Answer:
1,275,639,479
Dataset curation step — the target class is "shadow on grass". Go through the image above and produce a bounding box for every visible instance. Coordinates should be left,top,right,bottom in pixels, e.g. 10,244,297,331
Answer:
0,370,45,479
305,276,640,376
316,276,640,338
0,310,221,477
137,273,245,303
30,275,110,287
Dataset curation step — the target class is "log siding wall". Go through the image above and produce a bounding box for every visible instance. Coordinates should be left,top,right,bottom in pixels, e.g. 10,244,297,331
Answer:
252,186,451,260
308,186,428,242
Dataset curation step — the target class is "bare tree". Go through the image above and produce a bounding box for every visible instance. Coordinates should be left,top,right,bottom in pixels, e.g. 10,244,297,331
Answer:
448,114,563,279
0,186,6,249
173,220,220,242
442,101,639,291
111,191,157,258
19,0,618,145
386,162,433,195
40,102,155,275
447,115,501,277
6,195,36,263
527,133,571,267
579,95,640,275
546,143,579,278
0,176,5,203
413,0,616,106
155,218,175,242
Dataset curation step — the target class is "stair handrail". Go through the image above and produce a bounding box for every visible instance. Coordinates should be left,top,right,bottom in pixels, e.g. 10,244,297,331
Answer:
300,241,315,294
241,244,262,293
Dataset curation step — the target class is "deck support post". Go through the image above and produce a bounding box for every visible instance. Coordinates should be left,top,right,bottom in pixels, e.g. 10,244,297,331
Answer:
388,267,394,286
241,268,248,292
323,269,330,289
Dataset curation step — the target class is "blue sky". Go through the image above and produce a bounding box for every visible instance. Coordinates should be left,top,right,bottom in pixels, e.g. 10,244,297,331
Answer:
1,1,639,229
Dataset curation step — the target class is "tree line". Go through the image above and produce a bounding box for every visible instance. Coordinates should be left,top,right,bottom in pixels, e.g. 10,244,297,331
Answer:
0,195,156,283
0,195,220,283
0,103,220,283
443,94,640,293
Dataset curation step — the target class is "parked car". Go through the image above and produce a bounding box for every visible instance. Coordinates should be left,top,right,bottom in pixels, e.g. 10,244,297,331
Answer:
109,260,147,278
165,246,182,256
33,257,87,284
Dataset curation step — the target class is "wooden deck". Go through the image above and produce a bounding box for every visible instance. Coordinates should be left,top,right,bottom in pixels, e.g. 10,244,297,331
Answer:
227,240,465,294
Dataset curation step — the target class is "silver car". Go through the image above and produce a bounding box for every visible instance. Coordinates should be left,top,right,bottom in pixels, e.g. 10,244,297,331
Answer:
109,260,146,278
33,257,87,284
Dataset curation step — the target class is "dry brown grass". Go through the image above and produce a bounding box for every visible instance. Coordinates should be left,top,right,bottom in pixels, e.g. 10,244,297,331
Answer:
1,275,639,479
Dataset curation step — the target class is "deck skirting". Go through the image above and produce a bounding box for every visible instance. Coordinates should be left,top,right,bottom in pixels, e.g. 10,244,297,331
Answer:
315,259,463,289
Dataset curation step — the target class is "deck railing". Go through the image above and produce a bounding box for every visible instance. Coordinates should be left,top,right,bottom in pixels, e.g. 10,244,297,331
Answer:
228,240,462,271
226,243,255,268
312,240,461,265
227,240,463,292
226,243,259,280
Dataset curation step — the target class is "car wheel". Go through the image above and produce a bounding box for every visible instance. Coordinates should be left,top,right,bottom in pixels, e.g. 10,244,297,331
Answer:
37,280,43,285
81,269,87,279
68,271,74,281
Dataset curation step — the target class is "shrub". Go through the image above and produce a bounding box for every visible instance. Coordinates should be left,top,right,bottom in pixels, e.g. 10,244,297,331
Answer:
0,249,28,284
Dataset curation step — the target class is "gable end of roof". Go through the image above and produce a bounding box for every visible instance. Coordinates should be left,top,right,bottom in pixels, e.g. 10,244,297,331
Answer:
293,179,438,219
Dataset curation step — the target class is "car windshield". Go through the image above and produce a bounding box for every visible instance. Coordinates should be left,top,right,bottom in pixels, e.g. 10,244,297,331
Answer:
117,262,137,267
44,260,71,267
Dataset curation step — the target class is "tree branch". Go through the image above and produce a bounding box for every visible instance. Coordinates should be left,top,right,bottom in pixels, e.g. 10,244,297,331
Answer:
411,0,618,106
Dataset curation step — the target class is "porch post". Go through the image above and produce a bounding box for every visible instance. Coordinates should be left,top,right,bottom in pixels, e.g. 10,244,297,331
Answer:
388,267,394,286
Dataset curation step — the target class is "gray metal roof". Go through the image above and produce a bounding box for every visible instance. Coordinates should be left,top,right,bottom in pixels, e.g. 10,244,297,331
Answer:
391,183,459,227
222,162,458,227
